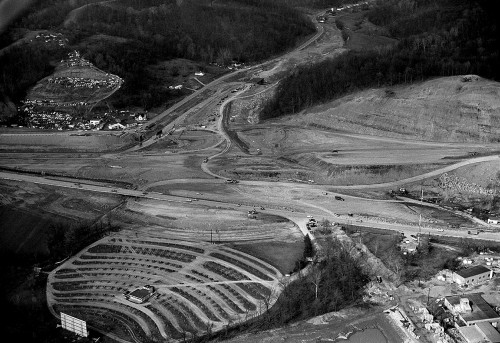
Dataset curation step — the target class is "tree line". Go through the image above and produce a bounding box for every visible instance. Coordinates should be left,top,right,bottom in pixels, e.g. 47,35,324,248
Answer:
261,0,499,119
72,0,315,64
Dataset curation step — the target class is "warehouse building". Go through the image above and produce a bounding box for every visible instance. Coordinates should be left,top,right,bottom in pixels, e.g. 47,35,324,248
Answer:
452,265,493,286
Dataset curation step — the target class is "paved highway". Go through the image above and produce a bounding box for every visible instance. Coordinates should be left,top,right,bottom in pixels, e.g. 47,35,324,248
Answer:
1,170,498,243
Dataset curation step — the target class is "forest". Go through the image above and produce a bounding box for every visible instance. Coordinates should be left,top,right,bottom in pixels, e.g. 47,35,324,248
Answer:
261,0,500,119
0,0,315,112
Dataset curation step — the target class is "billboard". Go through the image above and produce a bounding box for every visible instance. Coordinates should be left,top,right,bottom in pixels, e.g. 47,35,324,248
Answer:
61,312,88,337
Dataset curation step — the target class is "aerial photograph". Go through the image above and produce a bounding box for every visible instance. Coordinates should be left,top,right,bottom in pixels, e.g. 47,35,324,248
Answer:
0,0,499,342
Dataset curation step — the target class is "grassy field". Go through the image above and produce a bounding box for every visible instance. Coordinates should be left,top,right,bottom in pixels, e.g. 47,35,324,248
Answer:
335,11,397,52
229,241,304,275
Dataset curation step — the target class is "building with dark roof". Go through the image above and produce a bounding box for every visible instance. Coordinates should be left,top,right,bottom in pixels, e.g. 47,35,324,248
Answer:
452,265,492,286
126,285,155,304
444,293,500,326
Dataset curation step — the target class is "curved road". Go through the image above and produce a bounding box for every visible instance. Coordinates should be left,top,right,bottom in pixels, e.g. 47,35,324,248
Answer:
123,17,325,154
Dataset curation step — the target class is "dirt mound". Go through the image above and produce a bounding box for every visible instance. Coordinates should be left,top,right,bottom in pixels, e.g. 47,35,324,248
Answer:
286,75,500,143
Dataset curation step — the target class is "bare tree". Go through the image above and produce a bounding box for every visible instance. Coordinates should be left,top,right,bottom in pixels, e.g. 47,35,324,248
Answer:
309,266,323,300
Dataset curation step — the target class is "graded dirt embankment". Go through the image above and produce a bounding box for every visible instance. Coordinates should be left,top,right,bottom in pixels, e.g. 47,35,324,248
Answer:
287,75,500,143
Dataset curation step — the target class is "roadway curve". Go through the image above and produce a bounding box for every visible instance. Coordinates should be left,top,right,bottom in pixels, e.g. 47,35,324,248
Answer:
150,154,499,192
1,170,499,242
123,17,325,154
329,155,499,189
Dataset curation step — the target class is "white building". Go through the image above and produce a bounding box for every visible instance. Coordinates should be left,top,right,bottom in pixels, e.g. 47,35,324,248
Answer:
108,122,125,130
452,265,493,286
488,217,500,225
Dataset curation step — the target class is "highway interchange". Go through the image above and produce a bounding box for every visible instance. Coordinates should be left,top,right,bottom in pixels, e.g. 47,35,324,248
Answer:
1,11,499,255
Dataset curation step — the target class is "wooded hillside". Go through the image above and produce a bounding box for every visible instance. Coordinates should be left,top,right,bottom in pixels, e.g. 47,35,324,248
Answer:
262,0,499,119
0,0,314,111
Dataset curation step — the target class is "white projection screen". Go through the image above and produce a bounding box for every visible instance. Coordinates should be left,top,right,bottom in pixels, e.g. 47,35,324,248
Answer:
61,312,88,337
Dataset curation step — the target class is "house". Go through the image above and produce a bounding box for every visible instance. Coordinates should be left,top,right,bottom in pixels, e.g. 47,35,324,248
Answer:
108,122,125,130
452,265,493,286
89,119,100,126
195,71,204,76
488,217,500,225
444,293,500,326
135,113,148,121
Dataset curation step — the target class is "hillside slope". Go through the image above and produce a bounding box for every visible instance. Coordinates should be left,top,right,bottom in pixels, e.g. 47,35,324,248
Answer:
283,75,500,143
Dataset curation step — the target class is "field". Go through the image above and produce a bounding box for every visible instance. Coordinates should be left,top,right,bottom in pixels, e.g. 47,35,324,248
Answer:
47,234,283,341
229,241,304,275
115,199,302,245
335,11,397,52
0,131,134,152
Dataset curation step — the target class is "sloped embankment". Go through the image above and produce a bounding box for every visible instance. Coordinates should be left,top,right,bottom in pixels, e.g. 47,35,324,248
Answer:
287,75,500,143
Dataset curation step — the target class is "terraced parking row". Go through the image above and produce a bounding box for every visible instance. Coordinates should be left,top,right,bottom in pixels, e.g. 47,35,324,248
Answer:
47,235,281,342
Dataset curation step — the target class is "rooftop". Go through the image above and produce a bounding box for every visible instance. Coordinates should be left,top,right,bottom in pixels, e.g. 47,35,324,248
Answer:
446,293,500,324
129,288,151,300
456,265,491,279
458,325,485,343
476,322,500,342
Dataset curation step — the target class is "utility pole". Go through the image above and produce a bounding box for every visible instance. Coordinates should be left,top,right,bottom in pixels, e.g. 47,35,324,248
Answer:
418,214,422,247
